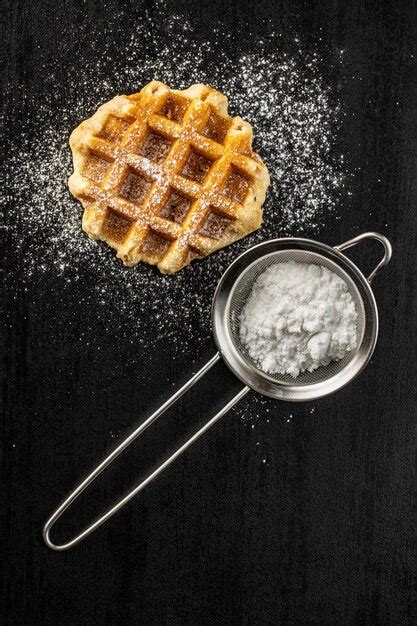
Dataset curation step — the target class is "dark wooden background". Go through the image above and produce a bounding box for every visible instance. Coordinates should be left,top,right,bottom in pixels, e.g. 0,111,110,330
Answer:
2,1,416,624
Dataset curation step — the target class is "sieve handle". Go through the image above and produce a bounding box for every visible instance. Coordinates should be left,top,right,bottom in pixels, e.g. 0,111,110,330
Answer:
43,352,249,550
334,231,392,283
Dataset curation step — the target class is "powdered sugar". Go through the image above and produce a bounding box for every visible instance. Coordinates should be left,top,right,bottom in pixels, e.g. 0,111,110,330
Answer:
2,1,346,355
239,262,358,377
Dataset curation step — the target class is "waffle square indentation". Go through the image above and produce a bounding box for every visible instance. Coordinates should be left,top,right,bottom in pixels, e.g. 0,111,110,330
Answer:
159,190,191,224
119,171,151,205
201,110,231,144
159,95,190,122
82,153,113,183
199,210,232,239
102,208,134,242
99,116,132,144
141,230,171,261
181,150,213,183
138,132,172,164
222,168,251,203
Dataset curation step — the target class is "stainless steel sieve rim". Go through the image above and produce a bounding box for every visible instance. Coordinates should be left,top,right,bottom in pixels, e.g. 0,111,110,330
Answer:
43,232,391,550
211,234,388,401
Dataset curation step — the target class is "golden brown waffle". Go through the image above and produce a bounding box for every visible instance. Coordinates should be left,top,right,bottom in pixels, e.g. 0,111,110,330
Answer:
69,81,270,274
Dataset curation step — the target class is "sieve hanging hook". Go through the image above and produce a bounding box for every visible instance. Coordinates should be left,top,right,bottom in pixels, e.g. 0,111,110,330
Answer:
334,231,392,283
43,232,391,550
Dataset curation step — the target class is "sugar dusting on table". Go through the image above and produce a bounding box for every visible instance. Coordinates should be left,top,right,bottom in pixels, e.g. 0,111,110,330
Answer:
2,1,346,360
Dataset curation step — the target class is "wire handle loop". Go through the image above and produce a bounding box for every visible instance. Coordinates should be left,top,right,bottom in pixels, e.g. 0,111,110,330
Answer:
43,353,249,551
334,231,392,283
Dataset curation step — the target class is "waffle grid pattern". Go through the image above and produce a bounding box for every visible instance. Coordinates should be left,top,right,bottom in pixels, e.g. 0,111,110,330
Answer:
69,81,270,273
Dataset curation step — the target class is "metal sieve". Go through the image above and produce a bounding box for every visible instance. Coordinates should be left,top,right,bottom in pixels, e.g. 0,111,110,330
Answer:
43,232,391,550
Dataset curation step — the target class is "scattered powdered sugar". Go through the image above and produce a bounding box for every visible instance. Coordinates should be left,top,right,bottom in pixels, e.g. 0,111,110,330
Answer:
2,1,346,356
239,261,358,378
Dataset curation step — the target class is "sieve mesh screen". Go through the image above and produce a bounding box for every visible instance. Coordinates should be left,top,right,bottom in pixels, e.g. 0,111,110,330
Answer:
228,250,366,386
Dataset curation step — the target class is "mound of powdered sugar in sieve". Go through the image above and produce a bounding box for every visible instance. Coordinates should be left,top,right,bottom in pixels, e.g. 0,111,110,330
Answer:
239,262,358,378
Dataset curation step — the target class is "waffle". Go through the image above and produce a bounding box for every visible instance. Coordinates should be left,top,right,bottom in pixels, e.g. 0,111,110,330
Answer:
69,81,270,274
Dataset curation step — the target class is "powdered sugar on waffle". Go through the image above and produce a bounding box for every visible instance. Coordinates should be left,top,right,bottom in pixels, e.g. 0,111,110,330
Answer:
2,1,347,356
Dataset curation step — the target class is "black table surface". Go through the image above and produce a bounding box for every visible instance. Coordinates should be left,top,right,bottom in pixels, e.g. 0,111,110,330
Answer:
2,1,416,624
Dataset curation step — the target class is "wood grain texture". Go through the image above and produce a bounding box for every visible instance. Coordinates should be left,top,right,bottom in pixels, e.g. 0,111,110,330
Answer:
2,0,416,624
